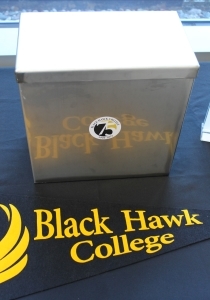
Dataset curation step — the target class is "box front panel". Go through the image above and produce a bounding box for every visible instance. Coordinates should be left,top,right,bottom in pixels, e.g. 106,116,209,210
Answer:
19,79,193,182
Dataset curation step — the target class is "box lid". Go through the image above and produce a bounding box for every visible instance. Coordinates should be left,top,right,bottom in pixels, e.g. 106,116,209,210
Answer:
15,11,199,83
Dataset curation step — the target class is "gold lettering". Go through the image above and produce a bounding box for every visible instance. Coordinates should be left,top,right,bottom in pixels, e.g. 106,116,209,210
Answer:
34,209,54,240
145,236,162,254
160,215,183,227
182,210,203,226
148,215,164,229
79,218,94,236
145,132,165,142
130,238,144,251
64,218,80,238
35,136,51,159
59,134,71,149
54,208,64,239
92,209,113,235
111,235,132,256
131,131,144,142
121,210,150,232
95,243,113,259
111,131,132,149
164,132,173,145
52,135,58,158
160,233,174,245
70,240,94,263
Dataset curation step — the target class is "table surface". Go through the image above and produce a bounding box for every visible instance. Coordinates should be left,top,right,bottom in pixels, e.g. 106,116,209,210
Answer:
1,63,210,299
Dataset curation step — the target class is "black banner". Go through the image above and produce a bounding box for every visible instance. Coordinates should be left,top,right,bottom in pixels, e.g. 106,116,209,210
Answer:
1,194,210,299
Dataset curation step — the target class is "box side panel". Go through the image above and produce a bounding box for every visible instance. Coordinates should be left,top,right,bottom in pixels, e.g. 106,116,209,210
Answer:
19,79,193,182
18,83,37,181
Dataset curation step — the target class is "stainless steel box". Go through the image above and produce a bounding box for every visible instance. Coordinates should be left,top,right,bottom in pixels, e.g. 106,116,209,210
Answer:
15,11,199,183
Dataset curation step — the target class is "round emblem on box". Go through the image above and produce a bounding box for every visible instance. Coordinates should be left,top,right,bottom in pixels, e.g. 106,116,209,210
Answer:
89,116,121,140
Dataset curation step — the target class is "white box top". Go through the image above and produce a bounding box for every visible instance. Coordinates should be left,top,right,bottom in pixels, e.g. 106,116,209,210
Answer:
16,11,199,83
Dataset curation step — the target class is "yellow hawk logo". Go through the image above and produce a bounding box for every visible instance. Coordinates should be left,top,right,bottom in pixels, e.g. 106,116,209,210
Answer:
0,204,29,283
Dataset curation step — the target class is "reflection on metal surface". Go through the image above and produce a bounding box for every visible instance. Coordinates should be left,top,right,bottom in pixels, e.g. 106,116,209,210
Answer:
19,79,193,182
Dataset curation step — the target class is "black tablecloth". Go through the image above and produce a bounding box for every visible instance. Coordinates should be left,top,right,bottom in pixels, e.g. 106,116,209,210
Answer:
1,63,210,299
